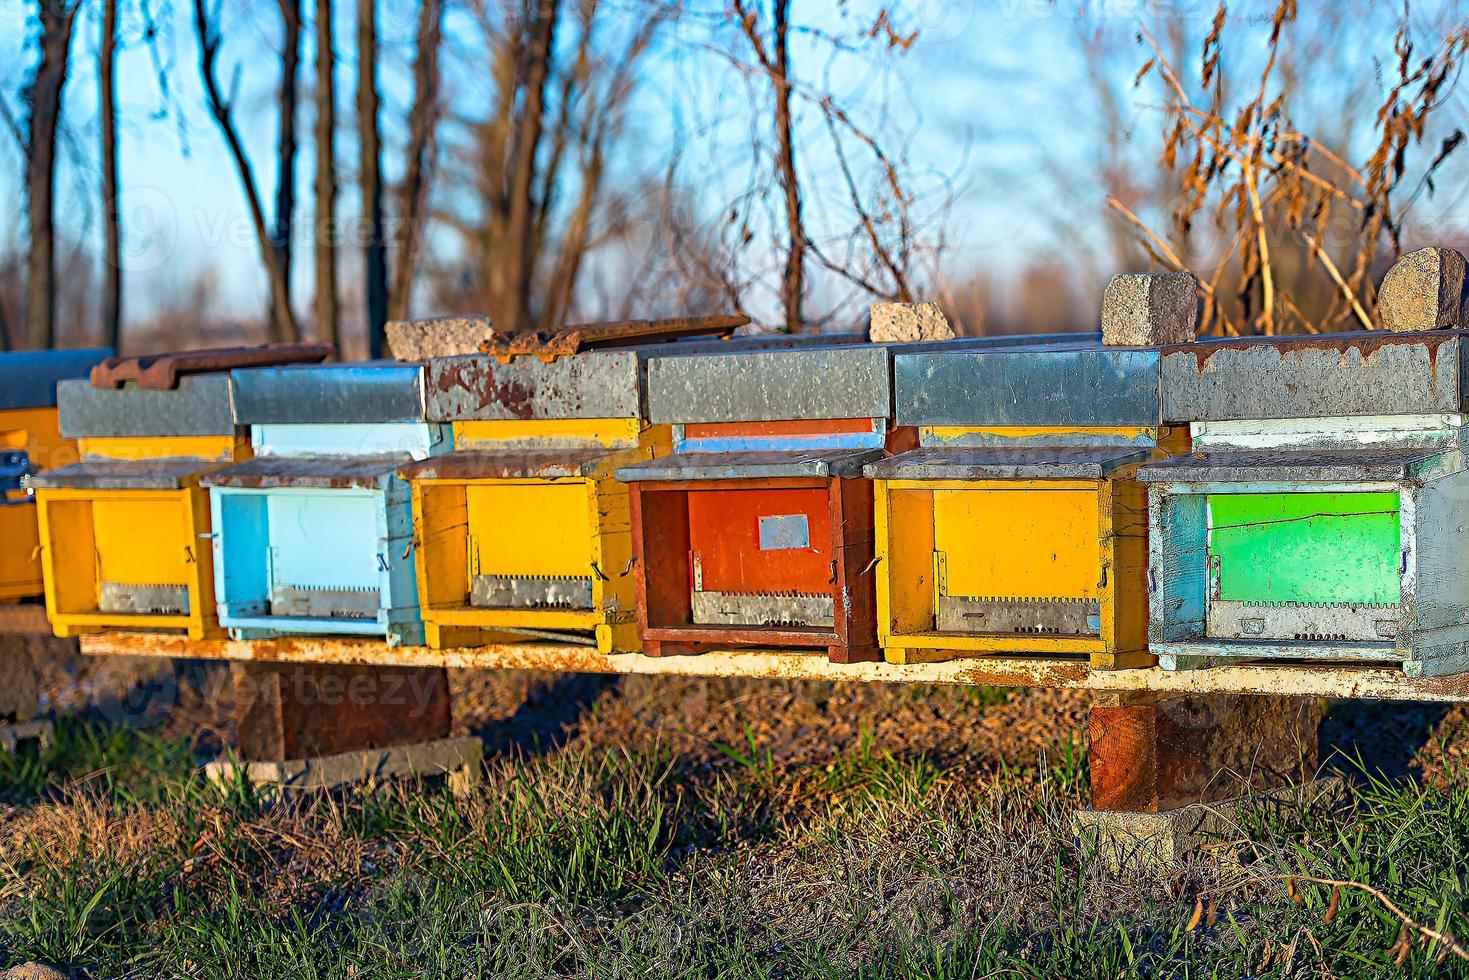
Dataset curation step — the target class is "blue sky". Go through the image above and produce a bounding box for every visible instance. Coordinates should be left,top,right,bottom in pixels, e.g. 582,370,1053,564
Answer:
2,0,1466,337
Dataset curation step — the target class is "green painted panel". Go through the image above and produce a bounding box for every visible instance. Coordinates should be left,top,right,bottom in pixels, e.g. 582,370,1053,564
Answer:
1206,492,1401,605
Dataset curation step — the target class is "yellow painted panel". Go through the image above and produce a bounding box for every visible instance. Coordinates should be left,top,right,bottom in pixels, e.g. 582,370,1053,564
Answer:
453,418,643,448
932,487,1100,600
466,480,594,578
876,485,935,638
78,435,245,462
92,495,195,587
0,505,40,598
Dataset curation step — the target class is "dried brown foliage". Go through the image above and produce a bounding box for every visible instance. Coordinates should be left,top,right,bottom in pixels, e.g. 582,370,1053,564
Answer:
1120,0,1469,335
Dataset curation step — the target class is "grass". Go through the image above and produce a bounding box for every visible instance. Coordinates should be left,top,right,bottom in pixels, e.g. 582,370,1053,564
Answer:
3,714,1469,977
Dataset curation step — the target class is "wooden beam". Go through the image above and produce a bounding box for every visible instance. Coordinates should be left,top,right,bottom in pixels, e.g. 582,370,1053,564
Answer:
78,632,1469,703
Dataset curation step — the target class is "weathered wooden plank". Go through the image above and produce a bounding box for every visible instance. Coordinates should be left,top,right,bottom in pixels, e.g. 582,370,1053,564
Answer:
77,632,1469,702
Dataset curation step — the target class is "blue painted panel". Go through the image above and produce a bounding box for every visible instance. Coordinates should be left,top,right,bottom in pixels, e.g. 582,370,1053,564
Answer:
251,422,450,458
676,431,884,453
266,490,380,591
0,348,110,409
211,492,270,619
211,482,427,645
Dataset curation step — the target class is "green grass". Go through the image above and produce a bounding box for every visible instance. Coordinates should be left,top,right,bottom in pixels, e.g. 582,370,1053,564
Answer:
4,716,1469,977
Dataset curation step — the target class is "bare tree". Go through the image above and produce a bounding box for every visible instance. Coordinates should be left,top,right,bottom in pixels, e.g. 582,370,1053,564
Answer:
274,0,302,324
100,0,122,348
193,0,300,341
501,0,560,333
356,0,387,356
24,0,81,349
387,0,442,323
314,0,338,346
733,0,804,332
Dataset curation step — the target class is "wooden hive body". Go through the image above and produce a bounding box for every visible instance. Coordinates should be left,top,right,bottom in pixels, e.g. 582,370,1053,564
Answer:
32,372,244,640
204,364,449,647
869,339,1185,668
1144,331,1469,676
0,348,108,602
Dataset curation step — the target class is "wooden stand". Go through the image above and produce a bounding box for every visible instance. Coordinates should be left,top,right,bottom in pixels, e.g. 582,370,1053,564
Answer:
1078,692,1321,866
231,662,452,762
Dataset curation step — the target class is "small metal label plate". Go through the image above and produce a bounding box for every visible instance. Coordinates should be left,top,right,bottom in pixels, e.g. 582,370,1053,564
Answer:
757,514,810,551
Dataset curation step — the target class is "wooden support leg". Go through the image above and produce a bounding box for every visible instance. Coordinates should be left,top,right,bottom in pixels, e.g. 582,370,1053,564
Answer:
231,662,451,762
1081,692,1321,867
1089,692,1319,812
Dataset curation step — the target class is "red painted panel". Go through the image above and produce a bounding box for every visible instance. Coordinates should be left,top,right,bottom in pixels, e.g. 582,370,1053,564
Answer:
687,487,832,594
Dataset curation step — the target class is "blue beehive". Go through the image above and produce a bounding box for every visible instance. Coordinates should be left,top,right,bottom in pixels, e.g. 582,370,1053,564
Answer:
201,362,451,645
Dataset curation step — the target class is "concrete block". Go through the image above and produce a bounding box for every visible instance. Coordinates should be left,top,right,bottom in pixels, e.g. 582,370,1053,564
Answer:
868,302,955,343
1075,777,1344,871
1101,272,1198,346
1378,246,1467,332
0,719,53,755
386,316,496,360
205,734,484,797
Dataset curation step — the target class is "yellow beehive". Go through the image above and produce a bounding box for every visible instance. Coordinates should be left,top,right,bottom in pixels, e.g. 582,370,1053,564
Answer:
402,350,692,652
31,375,248,640
868,344,1186,668
403,418,668,652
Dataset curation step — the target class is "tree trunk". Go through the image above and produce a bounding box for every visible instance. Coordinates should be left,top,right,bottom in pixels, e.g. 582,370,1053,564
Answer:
274,0,302,336
388,0,443,323
770,0,803,333
100,0,121,349
314,0,338,346
193,0,299,341
25,1,79,349
501,0,559,334
357,0,387,358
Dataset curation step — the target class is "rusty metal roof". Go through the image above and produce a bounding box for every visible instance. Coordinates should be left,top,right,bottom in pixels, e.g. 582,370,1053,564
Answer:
89,342,334,390
27,457,220,490
201,454,413,490
398,448,620,481
479,314,748,363
1161,329,1469,421
1137,446,1450,484
866,445,1151,481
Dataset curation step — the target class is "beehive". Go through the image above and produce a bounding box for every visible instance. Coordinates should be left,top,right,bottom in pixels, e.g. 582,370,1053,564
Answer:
1142,330,1469,676
30,372,246,639
392,350,672,652
616,343,908,662
0,348,109,602
202,363,450,646
866,339,1186,667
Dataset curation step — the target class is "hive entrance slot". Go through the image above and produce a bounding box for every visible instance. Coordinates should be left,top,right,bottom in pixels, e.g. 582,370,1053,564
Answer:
469,574,594,610
935,594,1101,636
690,589,836,628
269,585,379,620
98,581,189,615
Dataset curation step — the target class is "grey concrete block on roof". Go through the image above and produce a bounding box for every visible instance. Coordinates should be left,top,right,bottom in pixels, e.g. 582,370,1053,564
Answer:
1378,246,1467,332
868,302,956,343
1101,271,1199,346
386,316,496,360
